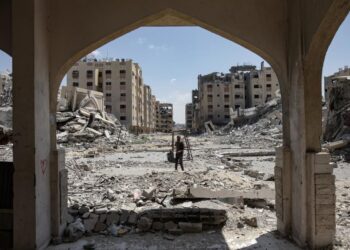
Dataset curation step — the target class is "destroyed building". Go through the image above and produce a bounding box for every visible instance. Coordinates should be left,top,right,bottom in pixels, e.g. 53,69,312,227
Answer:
324,66,350,102
155,102,174,132
0,72,12,107
186,62,279,130
66,58,168,133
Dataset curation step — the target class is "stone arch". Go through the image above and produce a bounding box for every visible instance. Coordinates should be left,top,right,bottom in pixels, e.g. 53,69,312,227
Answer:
51,5,287,95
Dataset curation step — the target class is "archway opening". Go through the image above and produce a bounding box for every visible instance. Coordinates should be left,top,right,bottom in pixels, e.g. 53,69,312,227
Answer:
322,12,350,249
52,27,287,249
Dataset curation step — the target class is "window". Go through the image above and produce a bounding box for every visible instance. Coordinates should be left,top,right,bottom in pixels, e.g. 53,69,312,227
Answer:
225,115,230,119
86,70,93,78
207,85,212,92
120,82,126,85
106,82,112,85
217,84,219,87
254,94,259,99
98,72,102,77
106,93,111,97
224,105,229,108
87,82,93,86
72,70,79,78
120,116,126,121
120,105,126,109
254,84,260,88
235,105,240,109
105,70,112,79
105,105,112,113
235,94,241,98
208,105,213,109
266,84,271,88
224,85,229,92
266,74,272,81
121,93,126,97
72,82,79,87
234,85,240,89
120,70,126,79
266,94,272,100
253,73,259,79
217,104,220,107
207,94,213,102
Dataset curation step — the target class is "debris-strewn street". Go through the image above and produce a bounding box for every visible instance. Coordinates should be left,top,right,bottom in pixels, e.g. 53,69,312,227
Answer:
48,127,347,249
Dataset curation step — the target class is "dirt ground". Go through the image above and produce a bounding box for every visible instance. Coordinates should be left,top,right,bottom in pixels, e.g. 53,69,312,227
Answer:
1,131,349,249
51,132,348,249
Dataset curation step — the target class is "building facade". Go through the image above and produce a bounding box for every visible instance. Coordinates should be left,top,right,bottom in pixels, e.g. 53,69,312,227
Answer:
66,58,170,133
324,66,350,102
187,62,280,130
245,62,279,107
185,103,193,130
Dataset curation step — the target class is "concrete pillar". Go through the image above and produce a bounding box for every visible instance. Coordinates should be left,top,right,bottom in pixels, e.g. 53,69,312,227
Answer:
12,0,52,248
274,2,336,246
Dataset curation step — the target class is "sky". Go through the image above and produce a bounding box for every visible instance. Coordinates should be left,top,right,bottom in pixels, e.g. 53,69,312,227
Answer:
0,13,349,123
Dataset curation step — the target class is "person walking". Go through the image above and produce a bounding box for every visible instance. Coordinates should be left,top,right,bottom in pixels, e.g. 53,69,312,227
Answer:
175,136,185,171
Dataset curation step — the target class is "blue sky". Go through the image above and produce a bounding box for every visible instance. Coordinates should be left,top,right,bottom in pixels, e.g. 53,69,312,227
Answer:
0,13,349,123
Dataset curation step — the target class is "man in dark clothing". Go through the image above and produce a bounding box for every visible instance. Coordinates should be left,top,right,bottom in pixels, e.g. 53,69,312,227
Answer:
175,136,185,171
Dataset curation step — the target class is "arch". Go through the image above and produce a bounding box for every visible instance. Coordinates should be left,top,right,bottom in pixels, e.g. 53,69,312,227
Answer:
306,1,350,74
50,3,287,95
0,0,12,56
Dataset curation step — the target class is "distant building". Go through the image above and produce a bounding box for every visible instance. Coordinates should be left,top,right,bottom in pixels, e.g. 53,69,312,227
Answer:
324,66,350,102
66,58,170,133
245,62,279,107
187,61,280,130
185,103,193,130
155,103,173,133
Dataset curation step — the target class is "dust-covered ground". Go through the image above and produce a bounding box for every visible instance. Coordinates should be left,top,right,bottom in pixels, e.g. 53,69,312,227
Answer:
1,130,349,250
47,130,347,250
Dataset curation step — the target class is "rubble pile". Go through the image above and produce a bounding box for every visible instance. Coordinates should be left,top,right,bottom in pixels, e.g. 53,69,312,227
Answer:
56,111,128,145
62,205,227,242
0,86,12,107
66,164,254,209
57,86,130,145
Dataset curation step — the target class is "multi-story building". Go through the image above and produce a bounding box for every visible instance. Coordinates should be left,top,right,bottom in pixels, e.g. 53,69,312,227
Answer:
245,62,279,107
185,103,193,130
66,58,158,133
324,66,350,102
197,71,246,126
154,103,173,133
188,62,279,130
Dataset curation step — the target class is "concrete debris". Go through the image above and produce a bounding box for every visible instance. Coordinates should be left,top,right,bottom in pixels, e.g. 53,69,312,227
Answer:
0,86,12,107
63,205,227,242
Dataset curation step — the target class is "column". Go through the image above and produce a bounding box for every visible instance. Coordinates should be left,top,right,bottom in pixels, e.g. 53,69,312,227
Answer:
12,0,52,248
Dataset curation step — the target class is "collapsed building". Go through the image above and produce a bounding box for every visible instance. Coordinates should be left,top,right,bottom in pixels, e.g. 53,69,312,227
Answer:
57,86,128,144
155,102,174,133
186,62,279,131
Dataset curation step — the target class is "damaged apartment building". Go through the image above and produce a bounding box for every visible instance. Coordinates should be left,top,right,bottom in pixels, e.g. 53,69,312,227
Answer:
186,62,279,130
66,58,173,133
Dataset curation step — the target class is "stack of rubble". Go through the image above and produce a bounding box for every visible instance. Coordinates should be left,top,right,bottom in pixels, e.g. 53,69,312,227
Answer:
220,98,283,148
0,86,12,107
57,86,129,145
62,205,227,242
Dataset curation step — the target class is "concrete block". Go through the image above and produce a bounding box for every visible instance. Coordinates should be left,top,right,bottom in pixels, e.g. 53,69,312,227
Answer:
314,163,333,174
315,152,330,164
316,204,335,215
315,185,335,195
316,214,335,226
178,222,202,233
315,194,335,205
315,174,335,185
